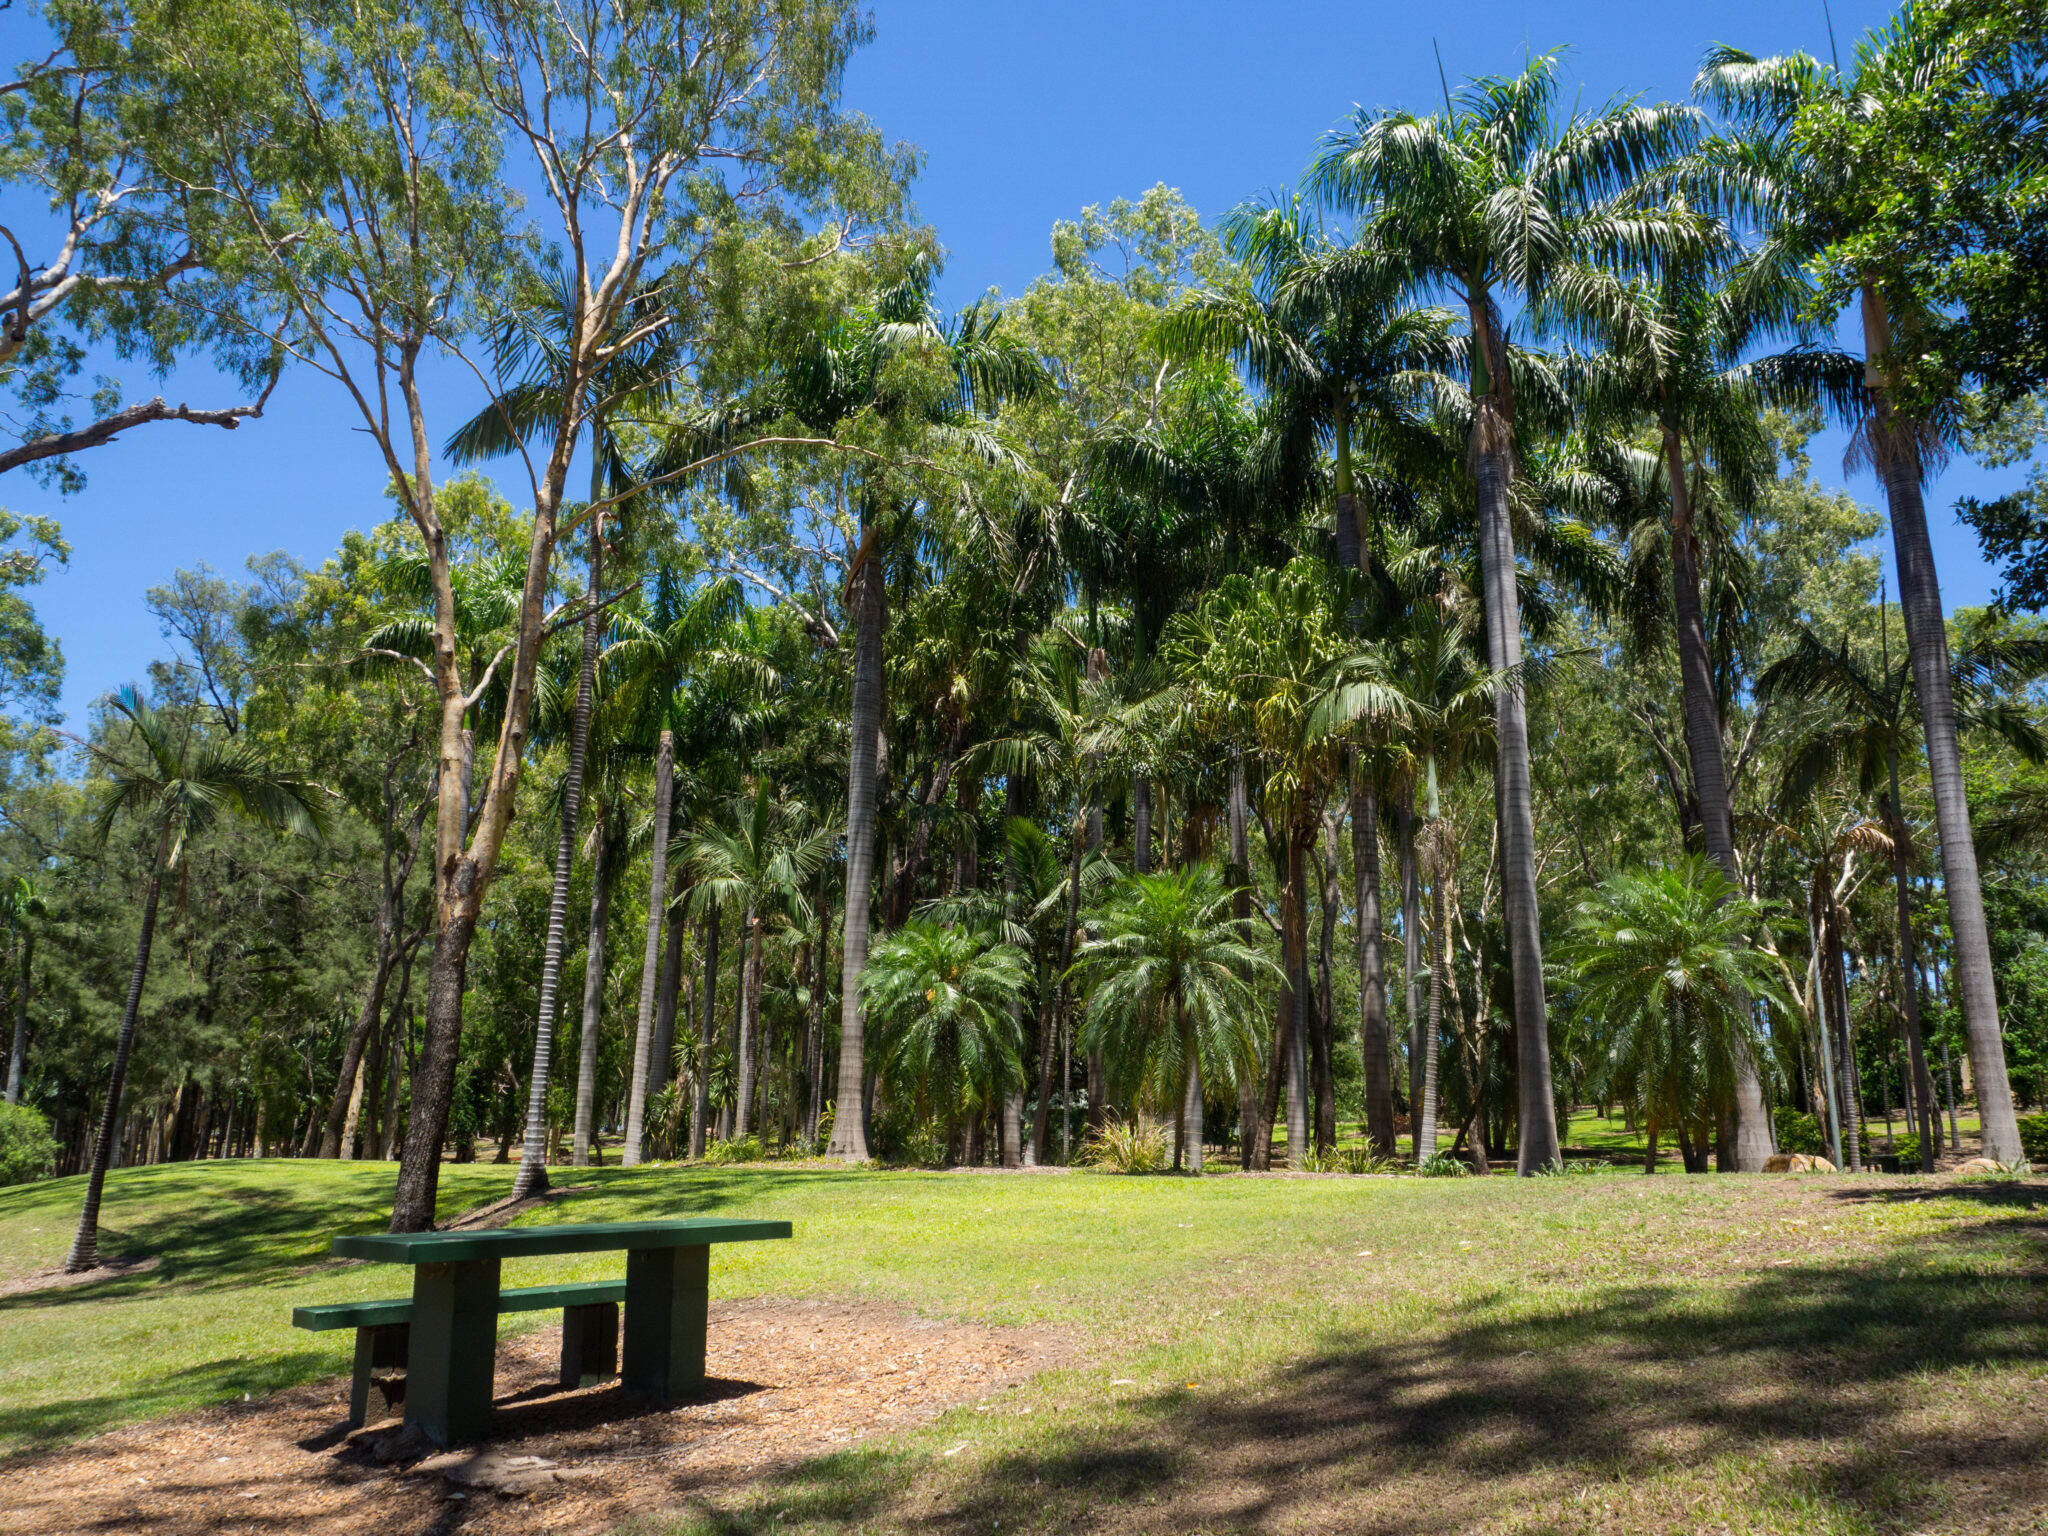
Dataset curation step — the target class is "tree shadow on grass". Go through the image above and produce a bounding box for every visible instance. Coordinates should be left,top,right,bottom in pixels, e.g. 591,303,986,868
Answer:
0,1349,336,1457
687,1212,2048,1536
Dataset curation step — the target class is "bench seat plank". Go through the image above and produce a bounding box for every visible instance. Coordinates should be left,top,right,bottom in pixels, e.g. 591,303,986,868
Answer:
292,1278,627,1332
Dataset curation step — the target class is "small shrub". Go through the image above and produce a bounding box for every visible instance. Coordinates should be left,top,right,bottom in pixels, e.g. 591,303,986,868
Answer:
1083,1119,1169,1174
1297,1145,1344,1173
1774,1108,1826,1155
1341,1146,1402,1175
0,1103,57,1186
1890,1133,1922,1168
1959,1157,2033,1182
703,1134,764,1165
1416,1150,1471,1178
813,1102,836,1155
2018,1115,2048,1165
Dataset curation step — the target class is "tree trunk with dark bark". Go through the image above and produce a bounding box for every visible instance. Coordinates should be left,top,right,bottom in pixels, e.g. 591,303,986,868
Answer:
623,729,675,1165
827,534,885,1160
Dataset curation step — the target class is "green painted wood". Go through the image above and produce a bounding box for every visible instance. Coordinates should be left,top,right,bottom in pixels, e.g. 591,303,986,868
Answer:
559,1301,618,1386
293,1279,627,1332
621,1243,708,1403
404,1257,501,1447
330,1217,790,1265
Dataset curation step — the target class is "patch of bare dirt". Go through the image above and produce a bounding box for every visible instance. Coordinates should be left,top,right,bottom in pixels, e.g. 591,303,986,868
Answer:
0,1297,1073,1536
0,1254,160,1299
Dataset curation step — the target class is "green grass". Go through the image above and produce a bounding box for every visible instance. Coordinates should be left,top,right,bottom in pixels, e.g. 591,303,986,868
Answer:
3,1157,2045,1535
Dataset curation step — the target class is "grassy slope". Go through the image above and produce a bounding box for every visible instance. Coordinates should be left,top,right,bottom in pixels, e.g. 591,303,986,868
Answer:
2,1159,2044,1535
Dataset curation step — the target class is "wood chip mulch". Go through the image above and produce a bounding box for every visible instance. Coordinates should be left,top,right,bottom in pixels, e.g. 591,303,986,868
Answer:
0,1297,1074,1536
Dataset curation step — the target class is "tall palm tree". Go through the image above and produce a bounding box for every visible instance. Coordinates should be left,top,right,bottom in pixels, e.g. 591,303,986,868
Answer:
606,570,755,1165
1071,866,1278,1173
1760,619,2047,1171
687,781,834,1141
2,876,46,1106
1547,234,1818,1166
1561,857,1786,1174
735,257,1047,1161
1311,52,1701,1171
1698,18,2033,1164
861,920,1029,1154
65,688,327,1271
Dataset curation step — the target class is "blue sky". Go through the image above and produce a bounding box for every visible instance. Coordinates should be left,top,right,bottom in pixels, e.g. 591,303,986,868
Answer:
9,0,2027,728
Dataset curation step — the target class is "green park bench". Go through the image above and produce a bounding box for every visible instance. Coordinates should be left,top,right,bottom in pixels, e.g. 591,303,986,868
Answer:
293,1217,792,1445
293,1279,628,1429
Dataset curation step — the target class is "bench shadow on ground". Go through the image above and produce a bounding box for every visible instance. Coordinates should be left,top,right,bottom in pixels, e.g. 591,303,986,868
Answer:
679,1209,2048,1536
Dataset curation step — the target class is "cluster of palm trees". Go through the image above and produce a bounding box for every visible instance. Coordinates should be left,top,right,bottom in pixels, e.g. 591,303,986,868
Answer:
43,9,2039,1254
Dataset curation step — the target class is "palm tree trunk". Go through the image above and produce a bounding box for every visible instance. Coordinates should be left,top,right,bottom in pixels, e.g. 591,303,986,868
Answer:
736,912,762,1139
690,911,719,1157
510,523,606,1198
572,828,614,1166
1419,863,1445,1161
827,532,884,1160
1352,776,1395,1153
1471,392,1561,1174
1397,789,1423,1152
1863,341,2021,1162
1133,776,1152,874
649,870,687,1101
66,823,171,1272
623,729,675,1166
1663,426,1771,1170
1883,771,1940,1172
1283,828,1311,1163
1315,810,1341,1150
1181,1049,1204,1173
7,930,31,1105
1229,751,1257,1169
1824,908,1861,1173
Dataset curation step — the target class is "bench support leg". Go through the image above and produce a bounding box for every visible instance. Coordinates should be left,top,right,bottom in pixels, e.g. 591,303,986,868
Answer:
622,1245,707,1402
348,1323,410,1427
560,1301,619,1386
405,1258,500,1446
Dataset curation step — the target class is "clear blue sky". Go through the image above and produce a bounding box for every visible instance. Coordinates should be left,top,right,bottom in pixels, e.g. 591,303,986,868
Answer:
11,0,2025,729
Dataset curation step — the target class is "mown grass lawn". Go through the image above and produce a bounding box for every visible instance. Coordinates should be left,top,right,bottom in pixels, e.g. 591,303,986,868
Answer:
2,1157,2044,1535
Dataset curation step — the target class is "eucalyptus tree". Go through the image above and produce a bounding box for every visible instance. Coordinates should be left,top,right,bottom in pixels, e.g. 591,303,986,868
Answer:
1311,53,1702,1171
65,689,326,1271
1071,866,1277,1173
1561,858,1786,1174
1698,18,2033,1162
149,0,901,1228
1760,620,2048,1170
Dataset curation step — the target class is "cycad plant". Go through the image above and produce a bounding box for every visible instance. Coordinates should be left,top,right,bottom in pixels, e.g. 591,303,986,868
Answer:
1071,866,1277,1172
1560,857,1785,1174
860,920,1028,1155
66,689,328,1271
1311,51,1702,1172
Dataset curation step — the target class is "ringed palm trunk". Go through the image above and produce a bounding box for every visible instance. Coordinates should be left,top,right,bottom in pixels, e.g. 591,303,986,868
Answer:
66,821,172,1272
1352,775,1395,1153
1469,385,1562,1174
511,524,606,1198
622,729,675,1166
1663,426,1772,1170
1282,826,1312,1164
1180,1029,1204,1174
1864,290,2022,1163
827,534,884,1160
1884,766,1940,1173
1417,854,1445,1161
1397,790,1423,1154
1228,751,1257,1169
571,828,614,1166
735,909,762,1140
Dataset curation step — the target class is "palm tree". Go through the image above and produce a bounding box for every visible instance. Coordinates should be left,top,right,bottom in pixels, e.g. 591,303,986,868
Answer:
65,688,327,1271
2,877,46,1106
606,570,754,1166
1561,857,1786,1175
1546,237,1814,1167
1071,866,1278,1172
861,920,1029,1153
1698,20,2032,1164
687,781,834,1141
735,257,1047,1161
1759,618,2048,1171
1311,52,1701,1171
